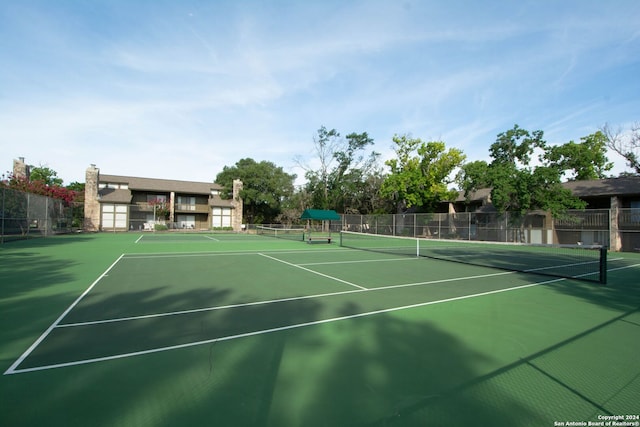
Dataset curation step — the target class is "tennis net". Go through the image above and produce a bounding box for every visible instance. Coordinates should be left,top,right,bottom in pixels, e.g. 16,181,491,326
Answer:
256,226,306,241
339,231,607,284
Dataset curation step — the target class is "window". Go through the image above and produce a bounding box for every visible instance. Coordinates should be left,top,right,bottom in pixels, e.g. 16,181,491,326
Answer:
99,182,129,189
212,207,232,228
177,215,196,229
177,196,196,211
102,204,128,229
147,194,167,203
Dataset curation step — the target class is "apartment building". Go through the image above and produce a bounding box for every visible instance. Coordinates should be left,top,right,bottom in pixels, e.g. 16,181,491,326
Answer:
83,164,243,232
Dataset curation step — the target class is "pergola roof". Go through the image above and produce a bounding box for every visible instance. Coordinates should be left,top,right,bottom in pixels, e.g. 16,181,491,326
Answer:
300,209,341,221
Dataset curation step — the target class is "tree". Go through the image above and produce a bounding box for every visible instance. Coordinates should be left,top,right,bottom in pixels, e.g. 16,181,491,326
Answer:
296,126,381,212
66,182,85,228
545,131,613,180
215,158,297,224
30,165,64,186
381,135,465,212
482,125,585,216
457,160,491,202
601,122,640,174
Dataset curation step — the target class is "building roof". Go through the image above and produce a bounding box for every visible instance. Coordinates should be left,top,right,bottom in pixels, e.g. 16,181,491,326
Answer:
98,188,132,203
454,188,492,203
453,176,640,203
561,176,640,198
209,195,235,208
99,174,223,195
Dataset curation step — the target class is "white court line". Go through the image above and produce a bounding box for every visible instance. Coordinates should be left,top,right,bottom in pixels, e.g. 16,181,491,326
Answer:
258,253,368,290
607,263,640,272
298,257,418,266
134,235,144,244
7,275,567,375
7,256,635,375
56,269,516,328
3,254,126,375
121,248,349,259
32,257,627,330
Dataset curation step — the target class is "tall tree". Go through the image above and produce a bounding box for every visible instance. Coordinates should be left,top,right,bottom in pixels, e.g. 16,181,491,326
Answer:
601,122,640,174
483,125,585,216
215,158,296,224
296,126,381,212
381,135,465,212
545,131,613,180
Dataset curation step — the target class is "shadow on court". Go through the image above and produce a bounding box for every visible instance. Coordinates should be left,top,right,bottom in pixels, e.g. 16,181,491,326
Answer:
3,236,640,427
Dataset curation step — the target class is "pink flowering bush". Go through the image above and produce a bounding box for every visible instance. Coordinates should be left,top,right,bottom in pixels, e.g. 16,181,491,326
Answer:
148,198,170,219
1,174,77,206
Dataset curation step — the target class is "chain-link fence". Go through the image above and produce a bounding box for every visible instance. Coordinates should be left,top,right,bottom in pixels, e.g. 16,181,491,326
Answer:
339,209,640,252
1,187,74,243
342,212,555,243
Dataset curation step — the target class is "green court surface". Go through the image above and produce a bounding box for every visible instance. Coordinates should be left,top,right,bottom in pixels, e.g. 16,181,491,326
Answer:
1,232,639,427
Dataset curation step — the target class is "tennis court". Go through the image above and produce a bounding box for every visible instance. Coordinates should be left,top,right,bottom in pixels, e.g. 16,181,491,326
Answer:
1,232,639,426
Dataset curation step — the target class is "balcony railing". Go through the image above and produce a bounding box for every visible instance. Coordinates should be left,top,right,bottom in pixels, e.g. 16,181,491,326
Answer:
618,208,640,229
131,203,209,214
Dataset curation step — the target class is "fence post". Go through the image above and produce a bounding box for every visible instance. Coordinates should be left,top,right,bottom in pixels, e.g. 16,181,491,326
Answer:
393,214,396,236
44,196,49,238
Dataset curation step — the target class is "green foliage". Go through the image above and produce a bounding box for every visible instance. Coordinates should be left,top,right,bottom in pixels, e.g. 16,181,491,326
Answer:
30,165,64,186
66,182,85,193
545,131,613,180
300,126,384,214
456,160,490,201
463,125,587,217
381,135,465,212
215,158,296,224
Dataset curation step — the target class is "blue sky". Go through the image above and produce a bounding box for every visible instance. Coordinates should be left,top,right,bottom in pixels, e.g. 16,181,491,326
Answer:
1,0,639,186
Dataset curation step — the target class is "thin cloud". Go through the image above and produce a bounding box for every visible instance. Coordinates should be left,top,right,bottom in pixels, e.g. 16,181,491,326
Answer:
1,0,639,184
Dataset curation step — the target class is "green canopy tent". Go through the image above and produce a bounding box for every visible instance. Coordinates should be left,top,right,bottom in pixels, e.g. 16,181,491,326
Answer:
300,209,341,243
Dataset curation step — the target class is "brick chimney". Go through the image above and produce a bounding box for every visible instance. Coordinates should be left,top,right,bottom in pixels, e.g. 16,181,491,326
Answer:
84,164,101,231
12,157,30,180
232,179,243,232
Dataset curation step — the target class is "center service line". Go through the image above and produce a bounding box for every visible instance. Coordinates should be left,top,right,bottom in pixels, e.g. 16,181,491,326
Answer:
258,253,368,290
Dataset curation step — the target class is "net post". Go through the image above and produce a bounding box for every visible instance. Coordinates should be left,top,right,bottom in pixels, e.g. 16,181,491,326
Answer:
599,246,607,285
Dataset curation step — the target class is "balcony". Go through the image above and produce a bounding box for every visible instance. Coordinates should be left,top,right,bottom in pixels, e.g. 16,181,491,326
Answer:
175,203,209,214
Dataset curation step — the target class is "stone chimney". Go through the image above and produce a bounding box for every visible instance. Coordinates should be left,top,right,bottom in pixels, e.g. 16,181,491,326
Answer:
12,157,30,180
84,164,101,231
232,179,243,232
